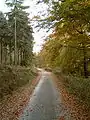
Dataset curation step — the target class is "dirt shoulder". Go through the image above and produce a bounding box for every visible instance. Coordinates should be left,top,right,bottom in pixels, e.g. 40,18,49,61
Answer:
52,73,90,120
0,72,41,120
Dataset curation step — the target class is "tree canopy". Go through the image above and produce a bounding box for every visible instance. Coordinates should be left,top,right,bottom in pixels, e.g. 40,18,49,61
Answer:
38,0,90,78
0,0,34,66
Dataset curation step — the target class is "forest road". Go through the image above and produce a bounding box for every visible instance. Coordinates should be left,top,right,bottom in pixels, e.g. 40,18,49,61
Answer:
19,70,71,120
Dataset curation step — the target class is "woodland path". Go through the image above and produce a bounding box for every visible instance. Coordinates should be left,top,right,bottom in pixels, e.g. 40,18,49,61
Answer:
19,70,71,120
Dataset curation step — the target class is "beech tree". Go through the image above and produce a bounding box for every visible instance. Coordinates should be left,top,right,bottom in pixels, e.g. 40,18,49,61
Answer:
38,0,90,78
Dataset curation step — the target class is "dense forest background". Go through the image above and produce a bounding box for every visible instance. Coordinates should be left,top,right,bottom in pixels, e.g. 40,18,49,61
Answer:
0,0,35,99
0,0,34,66
37,0,90,78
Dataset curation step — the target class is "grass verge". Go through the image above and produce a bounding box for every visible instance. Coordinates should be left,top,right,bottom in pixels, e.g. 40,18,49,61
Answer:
0,67,40,120
54,71,90,108
0,65,37,100
63,75,90,108
54,71,90,119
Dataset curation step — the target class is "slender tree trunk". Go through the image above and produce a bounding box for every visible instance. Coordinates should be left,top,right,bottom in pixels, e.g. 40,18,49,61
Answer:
83,46,88,78
0,42,1,64
1,40,3,64
20,48,23,65
14,16,17,65
23,50,25,61
17,48,20,65
9,40,12,65
14,3,17,65
5,45,7,65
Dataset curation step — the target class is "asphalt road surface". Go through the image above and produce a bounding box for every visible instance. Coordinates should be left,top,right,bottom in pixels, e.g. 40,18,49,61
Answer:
19,71,71,120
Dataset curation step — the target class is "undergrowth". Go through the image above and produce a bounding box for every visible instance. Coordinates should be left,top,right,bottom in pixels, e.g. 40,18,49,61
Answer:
63,75,90,108
0,65,37,100
54,70,90,109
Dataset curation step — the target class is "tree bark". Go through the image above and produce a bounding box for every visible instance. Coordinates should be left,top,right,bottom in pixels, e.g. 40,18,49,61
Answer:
14,4,17,66
9,40,12,65
1,40,3,64
83,46,88,78
5,45,7,65
17,48,20,65
20,48,23,65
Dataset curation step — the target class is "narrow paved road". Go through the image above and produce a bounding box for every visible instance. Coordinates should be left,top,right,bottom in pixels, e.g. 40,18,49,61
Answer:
19,71,71,120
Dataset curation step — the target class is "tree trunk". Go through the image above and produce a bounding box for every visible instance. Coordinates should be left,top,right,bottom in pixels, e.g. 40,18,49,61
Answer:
20,48,23,65
5,45,7,65
9,40,12,65
1,40,3,64
83,46,88,78
17,48,20,65
14,9,17,66
23,50,25,61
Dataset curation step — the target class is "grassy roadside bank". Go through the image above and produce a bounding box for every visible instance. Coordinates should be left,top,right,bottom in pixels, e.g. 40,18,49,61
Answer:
0,65,37,100
54,72,90,120
0,65,40,120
